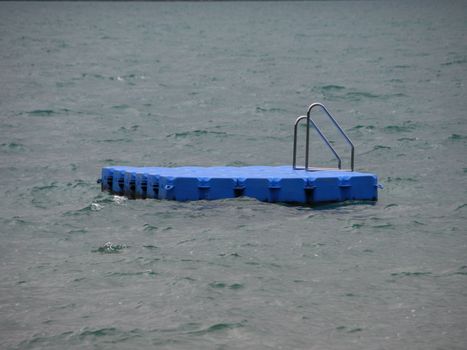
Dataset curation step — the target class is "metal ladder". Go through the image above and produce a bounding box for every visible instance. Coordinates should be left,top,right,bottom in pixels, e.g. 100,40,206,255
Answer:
293,103,355,171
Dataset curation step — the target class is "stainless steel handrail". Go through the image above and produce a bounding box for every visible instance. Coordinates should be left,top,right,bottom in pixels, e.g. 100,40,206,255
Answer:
293,115,342,170
293,103,355,171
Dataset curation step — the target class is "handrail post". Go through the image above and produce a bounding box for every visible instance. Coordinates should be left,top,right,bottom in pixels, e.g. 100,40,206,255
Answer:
293,116,307,169
305,115,310,170
293,115,342,170
293,102,355,171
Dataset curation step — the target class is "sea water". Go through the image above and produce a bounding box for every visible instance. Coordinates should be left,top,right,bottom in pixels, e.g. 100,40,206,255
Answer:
0,1,466,349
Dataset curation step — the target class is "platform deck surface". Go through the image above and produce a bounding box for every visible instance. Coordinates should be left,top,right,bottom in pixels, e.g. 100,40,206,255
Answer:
101,165,378,203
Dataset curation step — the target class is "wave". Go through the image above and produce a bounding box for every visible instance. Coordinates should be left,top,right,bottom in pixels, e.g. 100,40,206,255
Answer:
105,270,157,277
209,282,244,290
345,91,380,101
255,106,288,113
0,142,28,153
96,138,132,143
143,224,159,232
448,133,467,141
390,271,432,277
166,130,228,138
93,242,128,254
321,84,346,91
360,145,391,155
316,85,406,102
25,109,73,117
185,321,246,336
111,104,130,110
397,137,417,141
384,121,417,133
441,57,467,66
17,328,144,348
349,125,375,131
27,109,57,116
385,176,418,183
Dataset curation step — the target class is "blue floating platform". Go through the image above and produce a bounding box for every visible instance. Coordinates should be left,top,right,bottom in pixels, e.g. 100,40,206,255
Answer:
100,166,378,204
99,103,381,204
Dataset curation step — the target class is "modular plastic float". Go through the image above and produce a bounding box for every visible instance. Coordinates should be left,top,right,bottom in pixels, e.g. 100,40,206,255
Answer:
99,103,379,204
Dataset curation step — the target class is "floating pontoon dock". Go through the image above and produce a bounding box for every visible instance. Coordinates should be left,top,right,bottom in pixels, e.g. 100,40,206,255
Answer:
100,103,379,204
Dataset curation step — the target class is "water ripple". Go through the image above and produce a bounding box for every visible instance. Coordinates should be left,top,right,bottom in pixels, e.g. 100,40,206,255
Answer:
166,130,228,138
93,242,128,254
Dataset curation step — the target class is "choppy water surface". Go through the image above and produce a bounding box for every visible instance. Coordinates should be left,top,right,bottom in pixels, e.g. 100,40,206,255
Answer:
1,1,466,349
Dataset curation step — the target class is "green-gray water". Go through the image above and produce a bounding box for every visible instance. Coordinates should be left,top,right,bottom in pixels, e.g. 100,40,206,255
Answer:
1,1,466,349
